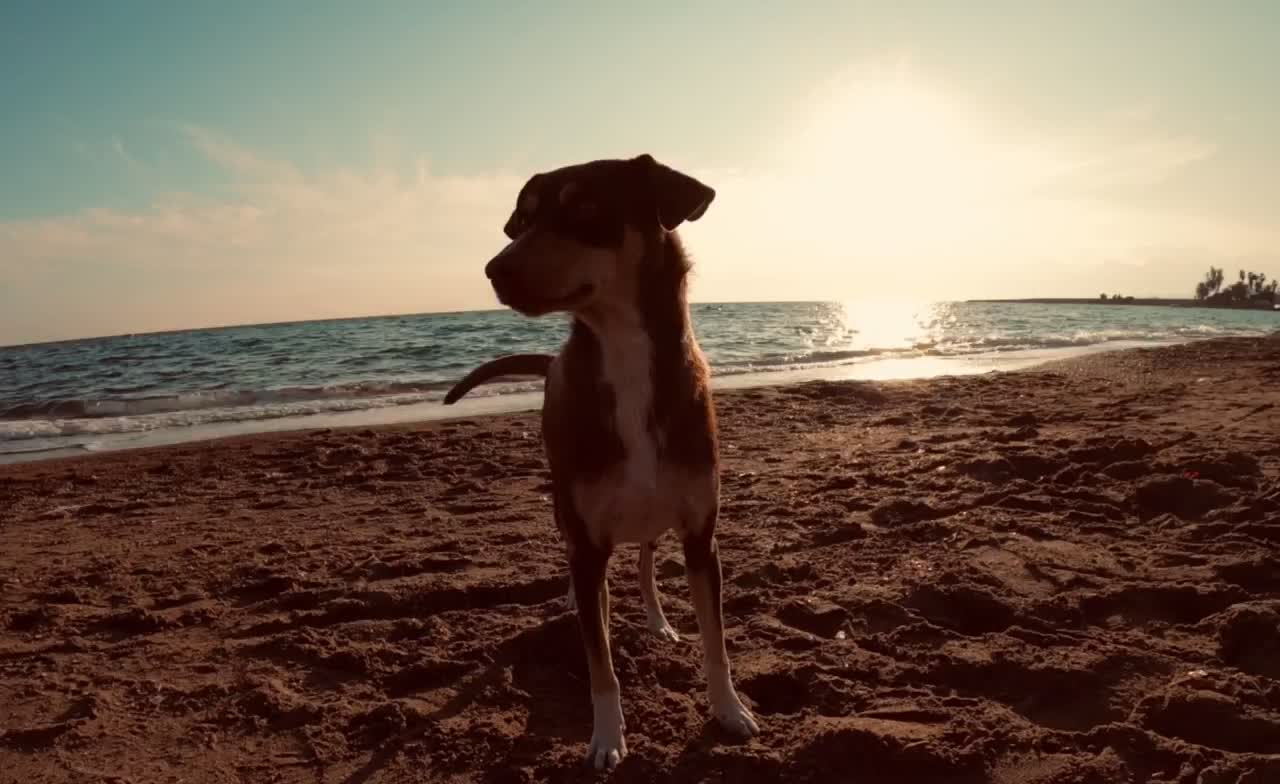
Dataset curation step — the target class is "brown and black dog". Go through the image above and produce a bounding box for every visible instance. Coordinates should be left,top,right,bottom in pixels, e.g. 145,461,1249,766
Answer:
443,154,758,769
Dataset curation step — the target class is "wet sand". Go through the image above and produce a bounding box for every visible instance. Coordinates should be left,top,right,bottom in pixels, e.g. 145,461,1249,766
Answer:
3,335,1279,783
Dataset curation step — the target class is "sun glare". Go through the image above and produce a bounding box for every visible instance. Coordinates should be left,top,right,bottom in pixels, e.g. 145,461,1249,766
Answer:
838,298,934,351
779,68,1013,260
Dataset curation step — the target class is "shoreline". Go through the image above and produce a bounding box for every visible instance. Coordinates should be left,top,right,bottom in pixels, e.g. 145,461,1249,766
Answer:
0,337,1197,466
3,333,1278,782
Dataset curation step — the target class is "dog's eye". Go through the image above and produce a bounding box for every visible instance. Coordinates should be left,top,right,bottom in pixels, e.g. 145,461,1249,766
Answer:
571,200,599,221
505,210,535,239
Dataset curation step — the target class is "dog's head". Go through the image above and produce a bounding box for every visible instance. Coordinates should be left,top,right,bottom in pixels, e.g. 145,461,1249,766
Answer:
483,154,714,317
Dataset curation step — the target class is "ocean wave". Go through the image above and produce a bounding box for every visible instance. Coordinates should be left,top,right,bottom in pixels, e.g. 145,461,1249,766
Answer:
925,328,1223,354
4,302,1274,457
723,348,882,369
0,379,479,422
0,380,547,448
0,327,1243,427
712,329,1203,370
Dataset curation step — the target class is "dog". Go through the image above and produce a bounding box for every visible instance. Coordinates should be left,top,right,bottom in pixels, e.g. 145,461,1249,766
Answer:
443,154,759,769
446,354,681,637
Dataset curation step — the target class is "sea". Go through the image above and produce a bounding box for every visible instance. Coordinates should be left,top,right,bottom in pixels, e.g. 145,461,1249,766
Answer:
2,300,1276,464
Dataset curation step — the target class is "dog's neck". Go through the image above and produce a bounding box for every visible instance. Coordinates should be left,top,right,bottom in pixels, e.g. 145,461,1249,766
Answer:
572,231,693,352
563,230,715,470
568,231,703,458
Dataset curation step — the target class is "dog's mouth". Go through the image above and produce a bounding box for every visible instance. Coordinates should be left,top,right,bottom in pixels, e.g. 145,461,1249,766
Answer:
497,282,595,315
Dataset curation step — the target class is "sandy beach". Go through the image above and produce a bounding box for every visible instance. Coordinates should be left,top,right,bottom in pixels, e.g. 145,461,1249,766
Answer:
3,335,1279,783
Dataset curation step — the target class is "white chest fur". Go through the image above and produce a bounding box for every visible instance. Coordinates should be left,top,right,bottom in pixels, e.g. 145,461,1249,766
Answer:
570,321,707,546
599,324,658,492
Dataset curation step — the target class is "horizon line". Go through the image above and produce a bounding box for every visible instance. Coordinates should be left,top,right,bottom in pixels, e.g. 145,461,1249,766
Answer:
0,294,1245,350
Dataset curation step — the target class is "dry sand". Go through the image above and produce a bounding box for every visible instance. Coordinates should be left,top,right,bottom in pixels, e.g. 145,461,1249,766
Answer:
3,335,1279,783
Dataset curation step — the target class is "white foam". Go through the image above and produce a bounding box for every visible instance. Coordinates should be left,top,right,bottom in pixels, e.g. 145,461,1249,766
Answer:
0,339,1162,465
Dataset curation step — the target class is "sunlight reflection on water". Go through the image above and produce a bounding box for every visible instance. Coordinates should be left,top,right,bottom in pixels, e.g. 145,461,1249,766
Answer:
837,298,944,352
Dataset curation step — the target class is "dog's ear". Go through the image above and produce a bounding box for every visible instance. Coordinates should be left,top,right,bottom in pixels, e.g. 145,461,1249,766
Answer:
503,174,544,239
634,154,715,231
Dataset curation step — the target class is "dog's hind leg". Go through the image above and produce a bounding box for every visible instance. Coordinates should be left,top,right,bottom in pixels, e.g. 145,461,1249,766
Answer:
682,517,759,738
569,541,627,770
639,541,680,641
556,505,577,611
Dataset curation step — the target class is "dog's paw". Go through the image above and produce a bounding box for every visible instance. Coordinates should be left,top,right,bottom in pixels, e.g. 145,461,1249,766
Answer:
712,696,760,738
586,728,627,771
647,617,681,642
587,694,627,770
564,587,577,612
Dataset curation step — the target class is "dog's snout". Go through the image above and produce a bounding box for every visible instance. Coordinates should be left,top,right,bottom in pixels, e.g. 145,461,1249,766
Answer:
485,254,513,281
484,240,523,281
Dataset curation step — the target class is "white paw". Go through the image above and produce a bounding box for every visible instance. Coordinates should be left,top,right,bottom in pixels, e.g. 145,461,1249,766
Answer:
587,726,627,771
647,616,681,642
712,695,760,738
587,693,627,770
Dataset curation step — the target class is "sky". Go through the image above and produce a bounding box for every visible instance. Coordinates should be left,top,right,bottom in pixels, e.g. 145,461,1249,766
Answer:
2,1,1279,345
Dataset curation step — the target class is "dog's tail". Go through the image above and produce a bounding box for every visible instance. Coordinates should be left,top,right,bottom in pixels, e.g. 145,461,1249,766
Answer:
443,353,554,405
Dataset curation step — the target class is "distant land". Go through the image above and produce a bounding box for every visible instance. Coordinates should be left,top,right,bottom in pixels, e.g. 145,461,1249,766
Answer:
974,267,1280,311
969,297,1280,311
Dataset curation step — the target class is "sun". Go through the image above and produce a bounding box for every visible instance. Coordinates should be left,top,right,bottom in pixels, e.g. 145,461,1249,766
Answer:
778,67,1007,257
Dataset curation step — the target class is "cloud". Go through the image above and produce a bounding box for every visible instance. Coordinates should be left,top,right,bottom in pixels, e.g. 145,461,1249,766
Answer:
2,126,529,343
2,67,1278,345
72,135,156,182
181,125,308,188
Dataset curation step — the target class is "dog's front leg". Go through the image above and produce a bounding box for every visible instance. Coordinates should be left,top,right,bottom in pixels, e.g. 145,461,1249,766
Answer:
569,540,626,769
682,521,760,738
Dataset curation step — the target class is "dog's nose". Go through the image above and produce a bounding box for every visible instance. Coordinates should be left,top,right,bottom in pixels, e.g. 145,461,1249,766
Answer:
484,256,510,281
485,243,521,281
